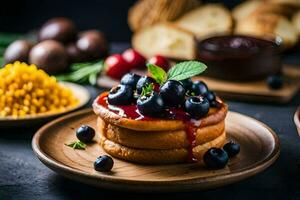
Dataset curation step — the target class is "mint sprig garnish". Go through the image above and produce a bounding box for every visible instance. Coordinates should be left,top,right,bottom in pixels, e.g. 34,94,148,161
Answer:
167,61,207,81
65,141,86,150
141,83,154,97
147,61,207,85
147,63,167,84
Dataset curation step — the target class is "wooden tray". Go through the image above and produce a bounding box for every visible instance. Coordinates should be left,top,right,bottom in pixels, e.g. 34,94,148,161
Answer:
97,65,300,103
195,65,300,103
0,82,90,128
32,109,280,192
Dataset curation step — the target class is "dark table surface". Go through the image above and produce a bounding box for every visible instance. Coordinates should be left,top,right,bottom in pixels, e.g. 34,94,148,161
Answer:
1,44,300,200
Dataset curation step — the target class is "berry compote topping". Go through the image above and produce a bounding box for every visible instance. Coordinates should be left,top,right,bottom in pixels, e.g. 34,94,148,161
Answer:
97,92,192,121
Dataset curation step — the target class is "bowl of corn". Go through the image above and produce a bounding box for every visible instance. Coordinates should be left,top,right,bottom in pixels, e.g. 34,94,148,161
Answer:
0,61,90,127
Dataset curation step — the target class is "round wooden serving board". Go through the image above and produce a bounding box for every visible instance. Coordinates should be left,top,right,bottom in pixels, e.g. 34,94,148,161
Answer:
32,109,280,192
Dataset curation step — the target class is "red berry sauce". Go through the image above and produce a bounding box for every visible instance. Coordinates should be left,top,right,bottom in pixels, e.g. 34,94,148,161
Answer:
97,92,210,163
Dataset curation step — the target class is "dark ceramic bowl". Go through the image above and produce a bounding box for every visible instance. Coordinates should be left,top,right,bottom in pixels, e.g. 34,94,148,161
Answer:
198,35,282,81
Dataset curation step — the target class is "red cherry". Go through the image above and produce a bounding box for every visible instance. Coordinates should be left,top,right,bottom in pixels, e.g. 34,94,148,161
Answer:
148,55,170,71
105,54,131,80
122,48,146,69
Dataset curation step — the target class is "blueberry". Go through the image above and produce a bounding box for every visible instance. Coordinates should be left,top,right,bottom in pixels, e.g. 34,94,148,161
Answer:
94,155,114,172
180,78,193,91
267,75,283,90
136,76,155,94
210,100,221,108
191,81,209,96
203,148,229,169
160,80,185,107
120,73,141,89
205,91,216,103
107,84,133,105
76,125,95,143
223,142,240,157
205,91,218,107
185,96,209,119
137,92,165,117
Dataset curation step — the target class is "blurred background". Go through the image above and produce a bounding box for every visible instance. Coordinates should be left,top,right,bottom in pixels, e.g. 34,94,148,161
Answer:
0,0,243,42
0,0,299,91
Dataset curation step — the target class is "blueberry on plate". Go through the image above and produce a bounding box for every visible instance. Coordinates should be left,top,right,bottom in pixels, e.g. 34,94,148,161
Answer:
94,155,114,172
267,75,283,90
107,84,133,105
205,91,218,107
136,76,156,94
180,78,193,91
76,125,95,143
137,91,164,117
203,148,229,169
191,81,209,96
205,91,216,103
120,73,141,89
160,80,185,107
185,96,210,119
223,142,240,157
209,100,221,108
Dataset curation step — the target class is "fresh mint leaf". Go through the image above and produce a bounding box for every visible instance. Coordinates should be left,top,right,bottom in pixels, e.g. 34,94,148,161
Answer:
65,141,86,150
141,83,154,97
147,63,167,85
167,61,207,81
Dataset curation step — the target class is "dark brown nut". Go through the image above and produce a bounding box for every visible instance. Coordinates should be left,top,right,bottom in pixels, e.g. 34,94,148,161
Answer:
29,40,68,74
38,18,76,43
4,40,33,64
76,30,108,61
66,43,87,63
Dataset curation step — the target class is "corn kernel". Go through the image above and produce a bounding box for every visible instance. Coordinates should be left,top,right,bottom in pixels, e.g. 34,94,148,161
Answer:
0,62,79,117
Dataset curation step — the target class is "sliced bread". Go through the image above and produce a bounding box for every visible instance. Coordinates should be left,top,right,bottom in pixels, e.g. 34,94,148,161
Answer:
232,0,263,21
175,4,233,40
292,10,300,37
132,23,197,60
128,0,200,32
267,0,300,8
252,3,297,18
233,0,297,21
235,13,298,48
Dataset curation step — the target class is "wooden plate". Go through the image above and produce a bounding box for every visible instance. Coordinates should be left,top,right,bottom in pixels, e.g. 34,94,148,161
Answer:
32,109,280,192
0,82,90,128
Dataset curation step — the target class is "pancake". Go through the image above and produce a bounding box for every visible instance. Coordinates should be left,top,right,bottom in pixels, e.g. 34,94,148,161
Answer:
100,131,226,164
93,93,228,164
97,117,225,150
93,96,228,131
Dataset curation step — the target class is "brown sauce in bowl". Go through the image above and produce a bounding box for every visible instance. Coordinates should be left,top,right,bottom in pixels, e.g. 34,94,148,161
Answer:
198,35,282,81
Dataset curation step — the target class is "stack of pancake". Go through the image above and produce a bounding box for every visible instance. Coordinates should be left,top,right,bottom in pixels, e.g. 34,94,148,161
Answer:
93,98,228,164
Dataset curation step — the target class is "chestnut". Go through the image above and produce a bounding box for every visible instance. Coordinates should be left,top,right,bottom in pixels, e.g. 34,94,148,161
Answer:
66,43,86,63
29,40,68,74
76,30,108,61
38,18,76,43
4,40,33,64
